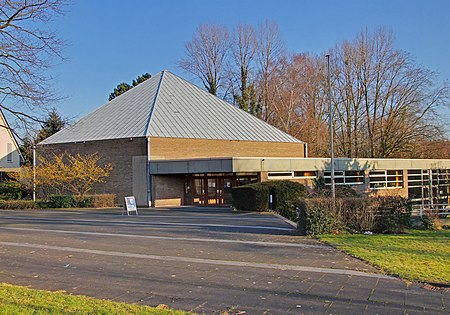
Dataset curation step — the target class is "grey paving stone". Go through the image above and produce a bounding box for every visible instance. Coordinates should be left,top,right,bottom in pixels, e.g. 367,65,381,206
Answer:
376,278,408,290
369,288,406,305
306,283,344,300
336,285,373,303
405,291,445,310
347,275,381,288
363,304,403,315
326,301,367,315
403,308,447,315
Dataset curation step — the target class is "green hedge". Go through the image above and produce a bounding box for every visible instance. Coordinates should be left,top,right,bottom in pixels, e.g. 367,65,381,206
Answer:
373,196,412,233
0,194,116,210
232,180,308,220
267,181,308,221
0,181,25,200
297,196,412,235
0,200,41,210
47,195,76,208
47,194,116,208
297,198,344,235
232,183,270,211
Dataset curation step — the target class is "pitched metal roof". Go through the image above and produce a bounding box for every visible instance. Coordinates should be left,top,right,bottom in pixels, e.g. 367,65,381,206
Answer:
41,71,303,144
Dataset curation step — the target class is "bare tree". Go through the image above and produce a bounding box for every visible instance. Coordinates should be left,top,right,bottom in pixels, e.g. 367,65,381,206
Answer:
228,24,259,114
255,20,285,122
330,28,448,158
179,24,230,96
0,0,66,133
269,53,329,156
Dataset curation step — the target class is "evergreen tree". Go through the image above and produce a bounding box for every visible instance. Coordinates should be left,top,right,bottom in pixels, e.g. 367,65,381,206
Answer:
20,110,67,165
35,110,66,143
132,73,151,86
108,82,132,101
108,73,151,101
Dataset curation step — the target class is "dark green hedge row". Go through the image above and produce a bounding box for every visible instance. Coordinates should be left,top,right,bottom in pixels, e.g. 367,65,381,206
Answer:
47,194,116,208
297,196,412,235
0,194,116,210
0,181,26,200
0,200,43,209
232,180,308,221
231,183,270,211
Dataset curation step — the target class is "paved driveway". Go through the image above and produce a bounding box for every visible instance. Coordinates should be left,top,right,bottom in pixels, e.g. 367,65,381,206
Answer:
0,207,447,314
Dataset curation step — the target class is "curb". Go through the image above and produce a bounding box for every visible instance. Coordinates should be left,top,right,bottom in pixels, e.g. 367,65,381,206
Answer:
273,213,297,229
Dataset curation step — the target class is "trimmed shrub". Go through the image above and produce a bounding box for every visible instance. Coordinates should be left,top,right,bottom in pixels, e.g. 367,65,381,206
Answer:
232,183,269,211
372,196,411,233
74,195,94,208
232,181,307,217
343,197,376,232
0,181,25,200
0,200,39,210
47,195,75,208
266,181,308,221
91,194,116,208
419,215,437,230
297,198,344,235
297,196,412,235
0,194,115,210
48,194,116,208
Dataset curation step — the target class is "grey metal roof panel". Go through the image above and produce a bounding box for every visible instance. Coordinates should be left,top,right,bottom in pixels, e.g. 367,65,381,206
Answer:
41,70,302,145
40,72,163,144
147,71,302,143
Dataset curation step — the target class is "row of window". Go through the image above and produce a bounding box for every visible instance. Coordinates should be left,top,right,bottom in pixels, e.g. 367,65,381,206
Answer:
268,170,403,189
268,169,450,191
407,169,450,204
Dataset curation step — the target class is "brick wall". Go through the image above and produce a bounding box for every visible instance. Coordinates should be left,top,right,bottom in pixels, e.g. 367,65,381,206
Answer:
152,175,185,207
39,136,305,206
38,137,147,204
150,137,304,159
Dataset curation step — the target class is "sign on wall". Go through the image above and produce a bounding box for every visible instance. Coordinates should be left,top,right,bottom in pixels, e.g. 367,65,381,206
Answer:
122,196,138,216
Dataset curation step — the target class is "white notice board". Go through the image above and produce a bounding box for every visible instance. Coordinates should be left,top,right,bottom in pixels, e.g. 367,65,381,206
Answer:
122,196,138,216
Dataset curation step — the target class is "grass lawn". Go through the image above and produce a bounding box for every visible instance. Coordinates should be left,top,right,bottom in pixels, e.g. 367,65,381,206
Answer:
318,229,450,284
0,283,193,315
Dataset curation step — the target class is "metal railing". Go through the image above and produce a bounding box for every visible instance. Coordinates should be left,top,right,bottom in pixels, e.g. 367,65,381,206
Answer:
412,204,450,218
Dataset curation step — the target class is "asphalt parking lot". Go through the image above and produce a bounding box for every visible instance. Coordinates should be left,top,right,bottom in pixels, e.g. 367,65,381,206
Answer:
0,207,448,314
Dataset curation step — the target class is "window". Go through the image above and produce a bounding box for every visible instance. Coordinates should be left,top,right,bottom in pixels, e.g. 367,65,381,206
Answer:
293,171,316,178
369,170,403,189
268,172,293,179
407,169,450,204
323,170,364,185
6,143,12,163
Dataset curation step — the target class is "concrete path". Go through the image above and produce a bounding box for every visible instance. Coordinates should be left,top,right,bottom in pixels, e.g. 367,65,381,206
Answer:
0,207,447,314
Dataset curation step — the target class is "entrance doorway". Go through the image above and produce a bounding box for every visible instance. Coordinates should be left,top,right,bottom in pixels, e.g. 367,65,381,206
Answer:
184,173,258,206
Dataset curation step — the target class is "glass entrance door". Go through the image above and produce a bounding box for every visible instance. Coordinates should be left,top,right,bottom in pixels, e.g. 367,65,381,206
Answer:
192,178,205,205
207,178,218,205
184,173,258,206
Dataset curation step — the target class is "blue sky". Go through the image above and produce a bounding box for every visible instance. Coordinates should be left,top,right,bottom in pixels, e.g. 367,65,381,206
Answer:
49,0,450,123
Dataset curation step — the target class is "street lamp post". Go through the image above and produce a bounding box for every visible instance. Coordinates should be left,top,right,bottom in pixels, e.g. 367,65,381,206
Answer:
32,145,36,201
325,54,336,200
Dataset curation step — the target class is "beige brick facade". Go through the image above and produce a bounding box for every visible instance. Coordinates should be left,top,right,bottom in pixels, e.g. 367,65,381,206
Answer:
150,137,305,160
